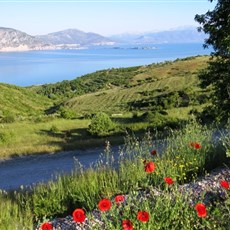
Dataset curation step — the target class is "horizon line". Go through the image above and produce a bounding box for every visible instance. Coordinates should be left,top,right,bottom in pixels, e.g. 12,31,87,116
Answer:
0,0,209,3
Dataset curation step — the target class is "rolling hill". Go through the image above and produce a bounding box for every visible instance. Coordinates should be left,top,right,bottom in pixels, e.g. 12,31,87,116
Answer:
31,55,210,118
0,55,210,121
0,83,52,119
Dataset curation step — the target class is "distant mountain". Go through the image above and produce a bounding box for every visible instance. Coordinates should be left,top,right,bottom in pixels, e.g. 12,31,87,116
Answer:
0,27,115,52
0,26,206,52
110,27,206,44
0,27,52,51
38,29,114,46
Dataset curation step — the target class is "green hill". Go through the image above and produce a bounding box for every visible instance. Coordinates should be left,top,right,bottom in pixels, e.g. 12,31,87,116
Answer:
31,56,210,116
1,56,210,119
0,83,52,120
0,55,212,158
61,56,210,115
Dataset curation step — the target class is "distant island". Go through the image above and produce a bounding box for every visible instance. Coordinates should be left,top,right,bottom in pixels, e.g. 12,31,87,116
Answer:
0,26,206,52
0,27,114,52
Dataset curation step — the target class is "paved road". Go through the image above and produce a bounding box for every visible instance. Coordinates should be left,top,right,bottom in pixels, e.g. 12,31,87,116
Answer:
0,146,119,191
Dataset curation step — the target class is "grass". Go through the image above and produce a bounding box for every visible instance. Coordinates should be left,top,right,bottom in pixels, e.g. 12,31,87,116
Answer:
0,118,90,159
0,56,212,158
0,121,229,229
0,83,52,118
64,56,209,114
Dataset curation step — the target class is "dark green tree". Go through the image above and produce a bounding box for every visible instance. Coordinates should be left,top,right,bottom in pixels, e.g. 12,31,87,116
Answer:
88,112,115,136
195,0,230,123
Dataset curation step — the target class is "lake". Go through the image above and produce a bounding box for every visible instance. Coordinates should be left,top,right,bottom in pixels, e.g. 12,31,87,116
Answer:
0,43,211,86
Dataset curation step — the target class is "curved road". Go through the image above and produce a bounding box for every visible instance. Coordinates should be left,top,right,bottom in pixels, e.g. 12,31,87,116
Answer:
0,146,119,191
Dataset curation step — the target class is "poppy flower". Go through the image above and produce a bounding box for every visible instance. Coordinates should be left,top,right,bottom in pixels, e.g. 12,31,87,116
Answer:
164,177,174,185
41,222,52,230
137,211,150,222
151,149,157,155
144,161,155,173
98,198,111,212
72,208,86,223
122,220,133,230
220,180,229,189
115,195,125,203
190,142,201,149
195,203,207,218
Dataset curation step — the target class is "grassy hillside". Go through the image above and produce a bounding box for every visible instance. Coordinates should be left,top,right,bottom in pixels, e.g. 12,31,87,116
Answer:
2,56,209,120
61,56,210,115
0,83,52,119
0,55,212,158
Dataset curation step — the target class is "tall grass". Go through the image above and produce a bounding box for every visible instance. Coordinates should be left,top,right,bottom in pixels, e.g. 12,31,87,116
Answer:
0,121,229,229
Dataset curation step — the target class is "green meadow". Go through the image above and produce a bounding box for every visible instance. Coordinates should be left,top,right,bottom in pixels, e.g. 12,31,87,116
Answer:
0,56,211,159
0,121,229,229
0,55,229,229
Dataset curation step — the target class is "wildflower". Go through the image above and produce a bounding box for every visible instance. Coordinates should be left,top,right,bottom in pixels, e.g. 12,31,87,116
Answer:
195,203,207,218
115,195,125,203
72,208,86,223
137,211,150,222
122,220,133,230
144,161,155,173
164,177,174,185
98,198,111,212
220,180,229,189
190,142,202,150
151,149,157,155
41,222,52,230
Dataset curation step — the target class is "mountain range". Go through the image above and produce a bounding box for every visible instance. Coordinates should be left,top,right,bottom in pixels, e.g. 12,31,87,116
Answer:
111,27,206,44
0,26,206,52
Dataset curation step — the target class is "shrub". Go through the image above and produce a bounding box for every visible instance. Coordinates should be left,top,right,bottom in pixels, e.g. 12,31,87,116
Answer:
50,125,59,134
58,107,76,119
0,132,12,144
88,112,115,136
1,115,15,123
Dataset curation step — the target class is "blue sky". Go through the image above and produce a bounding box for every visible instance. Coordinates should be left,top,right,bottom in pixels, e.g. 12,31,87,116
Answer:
0,0,215,36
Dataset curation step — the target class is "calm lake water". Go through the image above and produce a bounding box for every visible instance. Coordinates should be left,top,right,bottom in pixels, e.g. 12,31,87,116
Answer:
0,43,211,86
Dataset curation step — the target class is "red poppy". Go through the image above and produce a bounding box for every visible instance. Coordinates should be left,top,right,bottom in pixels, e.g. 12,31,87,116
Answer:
144,161,155,173
41,222,52,230
220,180,229,189
122,220,133,230
195,203,207,218
190,142,201,149
151,149,157,155
72,208,86,223
137,211,150,222
98,198,111,212
115,195,125,203
164,177,174,185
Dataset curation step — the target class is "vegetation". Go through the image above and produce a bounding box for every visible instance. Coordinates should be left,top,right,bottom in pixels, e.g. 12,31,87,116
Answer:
88,112,116,136
0,121,229,229
195,0,230,123
0,56,213,158
0,83,52,120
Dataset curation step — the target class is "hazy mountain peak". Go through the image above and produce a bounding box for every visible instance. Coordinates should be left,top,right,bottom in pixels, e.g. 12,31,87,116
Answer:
110,26,206,44
0,27,115,51
0,27,50,51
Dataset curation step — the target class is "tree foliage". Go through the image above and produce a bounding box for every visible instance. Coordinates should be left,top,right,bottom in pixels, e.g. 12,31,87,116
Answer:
88,112,115,136
195,0,230,122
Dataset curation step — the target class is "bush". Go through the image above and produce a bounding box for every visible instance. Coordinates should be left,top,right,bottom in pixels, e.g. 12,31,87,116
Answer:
0,132,12,144
1,115,15,123
88,112,115,136
50,125,59,134
58,107,76,119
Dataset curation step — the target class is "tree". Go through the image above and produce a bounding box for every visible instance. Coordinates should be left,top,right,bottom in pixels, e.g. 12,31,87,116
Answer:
195,0,230,123
88,112,115,136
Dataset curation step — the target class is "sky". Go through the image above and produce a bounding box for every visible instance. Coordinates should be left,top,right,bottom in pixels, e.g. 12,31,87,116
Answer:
0,0,215,36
